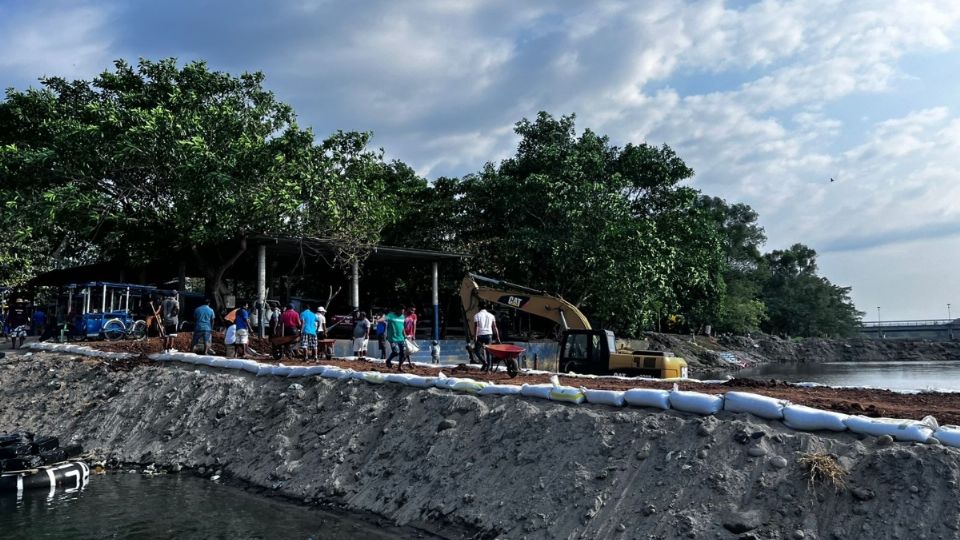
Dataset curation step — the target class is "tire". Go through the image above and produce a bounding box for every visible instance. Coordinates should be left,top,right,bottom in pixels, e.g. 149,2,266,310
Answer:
272,346,282,360
102,319,126,341
506,357,519,378
129,320,147,341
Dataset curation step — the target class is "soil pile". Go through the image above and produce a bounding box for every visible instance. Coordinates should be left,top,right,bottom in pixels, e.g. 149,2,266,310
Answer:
3,352,960,538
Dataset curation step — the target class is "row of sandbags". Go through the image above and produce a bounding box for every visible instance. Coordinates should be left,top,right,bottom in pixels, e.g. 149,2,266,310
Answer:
27,341,135,361
145,352,951,447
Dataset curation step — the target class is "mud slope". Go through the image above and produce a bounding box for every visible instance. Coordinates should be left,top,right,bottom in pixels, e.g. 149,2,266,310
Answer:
3,353,960,539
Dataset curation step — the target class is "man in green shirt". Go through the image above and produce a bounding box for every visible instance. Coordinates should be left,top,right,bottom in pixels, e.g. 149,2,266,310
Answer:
385,305,408,370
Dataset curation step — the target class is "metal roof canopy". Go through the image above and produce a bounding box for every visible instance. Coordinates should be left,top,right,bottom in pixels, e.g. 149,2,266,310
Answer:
249,235,468,263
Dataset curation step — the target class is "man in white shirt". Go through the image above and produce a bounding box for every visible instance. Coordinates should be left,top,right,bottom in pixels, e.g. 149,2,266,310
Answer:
473,302,500,371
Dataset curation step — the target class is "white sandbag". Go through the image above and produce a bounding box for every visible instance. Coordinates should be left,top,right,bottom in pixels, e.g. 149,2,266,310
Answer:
669,390,724,415
224,359,247,370
723,391,788,420
934,425,960,448
321,367,353,380
520,383,553,400
782,404,848,432
433,376,458,390
239,360,261,374
583,389,625,407
385,373,414,385
271,365,293,376
209,358,230,368
549,385,585,404
360,371,387,384
198,355,220,366
844,415,935,443
403,375,438,388
451,379,488,394
478,384,523,396
304,366,327,376
255,363,274,376
623,388,671,410
286,366,309,377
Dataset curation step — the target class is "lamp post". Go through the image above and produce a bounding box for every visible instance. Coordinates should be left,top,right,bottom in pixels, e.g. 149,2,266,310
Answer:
949,303,952,320
877,306,881,324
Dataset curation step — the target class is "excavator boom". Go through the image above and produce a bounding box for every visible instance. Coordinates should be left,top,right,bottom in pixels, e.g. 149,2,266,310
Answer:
460,273,591,340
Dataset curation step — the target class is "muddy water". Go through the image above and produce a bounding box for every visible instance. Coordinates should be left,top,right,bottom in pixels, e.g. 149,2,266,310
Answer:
739,360,960,392
0,472,422,539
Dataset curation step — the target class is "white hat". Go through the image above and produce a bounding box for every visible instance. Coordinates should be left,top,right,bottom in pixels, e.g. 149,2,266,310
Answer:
316,306,326,312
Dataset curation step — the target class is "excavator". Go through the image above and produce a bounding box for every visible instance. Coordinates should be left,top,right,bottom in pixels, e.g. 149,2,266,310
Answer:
460,274,688,379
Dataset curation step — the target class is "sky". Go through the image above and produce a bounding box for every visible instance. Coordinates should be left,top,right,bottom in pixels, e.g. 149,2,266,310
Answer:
2,0,960,321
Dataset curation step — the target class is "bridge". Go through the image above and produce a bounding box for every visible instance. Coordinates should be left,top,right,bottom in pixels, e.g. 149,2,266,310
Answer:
860,319,960,341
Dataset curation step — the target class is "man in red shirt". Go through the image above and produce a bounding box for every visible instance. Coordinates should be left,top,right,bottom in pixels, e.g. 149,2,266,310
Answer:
280,304,301,336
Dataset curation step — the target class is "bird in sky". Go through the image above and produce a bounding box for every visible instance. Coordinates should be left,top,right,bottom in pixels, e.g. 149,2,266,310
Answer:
830,177,835,182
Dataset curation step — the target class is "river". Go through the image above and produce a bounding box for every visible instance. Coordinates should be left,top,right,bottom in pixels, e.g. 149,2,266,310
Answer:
737,360,960,392
0,472,425,539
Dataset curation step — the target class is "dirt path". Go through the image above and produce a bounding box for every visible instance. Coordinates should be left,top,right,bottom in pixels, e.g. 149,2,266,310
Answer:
85,333,960,425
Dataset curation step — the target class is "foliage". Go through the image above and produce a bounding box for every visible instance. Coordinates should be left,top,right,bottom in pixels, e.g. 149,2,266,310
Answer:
0,59,397,304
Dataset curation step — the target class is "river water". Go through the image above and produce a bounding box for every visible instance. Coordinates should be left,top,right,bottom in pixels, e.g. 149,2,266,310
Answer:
737,361,960,392
0,472,421,539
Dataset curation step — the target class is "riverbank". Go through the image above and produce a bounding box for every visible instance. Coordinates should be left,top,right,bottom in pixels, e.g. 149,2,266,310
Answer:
4,352,960,538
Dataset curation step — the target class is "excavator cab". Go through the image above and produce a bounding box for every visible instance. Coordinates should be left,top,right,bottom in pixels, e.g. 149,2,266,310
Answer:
558,330,615,375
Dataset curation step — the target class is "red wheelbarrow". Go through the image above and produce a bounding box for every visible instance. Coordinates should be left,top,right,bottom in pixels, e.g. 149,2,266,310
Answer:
484,343,524,378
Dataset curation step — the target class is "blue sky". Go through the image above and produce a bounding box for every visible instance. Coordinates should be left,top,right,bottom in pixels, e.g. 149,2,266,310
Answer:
3,0,960,320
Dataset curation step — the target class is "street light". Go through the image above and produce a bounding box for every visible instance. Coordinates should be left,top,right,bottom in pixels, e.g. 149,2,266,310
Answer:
877,306,881,324
949,303,952,320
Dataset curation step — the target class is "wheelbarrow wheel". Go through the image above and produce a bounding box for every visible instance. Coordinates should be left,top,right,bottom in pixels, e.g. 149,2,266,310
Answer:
506,357,519,378
272,345,283,360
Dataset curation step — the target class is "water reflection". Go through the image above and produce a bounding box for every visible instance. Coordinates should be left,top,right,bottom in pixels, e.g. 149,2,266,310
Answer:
738,361,960,392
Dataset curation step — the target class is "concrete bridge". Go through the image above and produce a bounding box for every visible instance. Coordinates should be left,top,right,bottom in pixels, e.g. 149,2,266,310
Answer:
860,319,960,341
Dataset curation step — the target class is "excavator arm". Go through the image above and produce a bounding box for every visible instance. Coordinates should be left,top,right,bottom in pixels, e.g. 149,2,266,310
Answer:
460,273,591,341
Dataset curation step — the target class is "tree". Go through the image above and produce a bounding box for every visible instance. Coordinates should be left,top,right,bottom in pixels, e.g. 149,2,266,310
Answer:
451,112,724,335
0,59,397,307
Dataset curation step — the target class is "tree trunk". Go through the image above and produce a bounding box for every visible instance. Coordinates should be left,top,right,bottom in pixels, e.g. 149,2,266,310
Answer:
191,238,248,314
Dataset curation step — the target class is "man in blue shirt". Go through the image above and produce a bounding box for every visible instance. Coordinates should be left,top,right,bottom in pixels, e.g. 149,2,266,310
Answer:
234,301,250,358
300,304,318,361
192,299,215,355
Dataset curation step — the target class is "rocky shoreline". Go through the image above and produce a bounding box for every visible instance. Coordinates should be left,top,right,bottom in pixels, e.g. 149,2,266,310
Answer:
4,352,960,538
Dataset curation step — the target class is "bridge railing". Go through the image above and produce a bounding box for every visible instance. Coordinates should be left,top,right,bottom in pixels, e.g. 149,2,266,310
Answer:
861,319,955,328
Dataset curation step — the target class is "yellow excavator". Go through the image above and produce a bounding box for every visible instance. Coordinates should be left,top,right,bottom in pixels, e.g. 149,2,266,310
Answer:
461,274,688,378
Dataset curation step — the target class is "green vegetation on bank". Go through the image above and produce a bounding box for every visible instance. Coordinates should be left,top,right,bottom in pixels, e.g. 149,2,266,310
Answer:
0,59,863,337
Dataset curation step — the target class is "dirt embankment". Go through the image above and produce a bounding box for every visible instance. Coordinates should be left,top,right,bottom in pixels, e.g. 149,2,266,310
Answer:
644,332,960,369
4,353,960,539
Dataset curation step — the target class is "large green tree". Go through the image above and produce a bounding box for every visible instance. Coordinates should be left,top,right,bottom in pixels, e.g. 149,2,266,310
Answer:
0,59,396,306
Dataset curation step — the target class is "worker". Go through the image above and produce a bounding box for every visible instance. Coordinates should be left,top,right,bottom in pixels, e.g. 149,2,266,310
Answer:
234,301,251,358
192,299,215,355
353,312,370,359
474,301,500,371
404,306,418,339
384,305,408,370
6,299,29,349
374,312,387,359
430,340,441,364
300,303,318,361
280,303,301,336
160,294,180,353
31,308,45,337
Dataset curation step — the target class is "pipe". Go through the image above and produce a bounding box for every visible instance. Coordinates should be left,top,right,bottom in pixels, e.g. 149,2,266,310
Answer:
432,262,440,341
125,288,130,313
351,259,359,313
100,284,106,314
257,244,266,338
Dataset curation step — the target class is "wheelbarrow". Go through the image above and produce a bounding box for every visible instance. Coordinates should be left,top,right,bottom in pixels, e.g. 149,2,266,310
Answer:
484,343,524,378
318,339,336,360
269,334,299,360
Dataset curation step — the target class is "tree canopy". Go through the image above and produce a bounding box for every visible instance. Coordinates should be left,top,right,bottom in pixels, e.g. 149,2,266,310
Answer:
1,60,863,336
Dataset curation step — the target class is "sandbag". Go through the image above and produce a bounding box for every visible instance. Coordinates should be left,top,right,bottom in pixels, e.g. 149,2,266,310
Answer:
360,371,387,384
623,388,671,410
40,448,67,465
520,384,553,400
199,355,219,366
451,379,488,394
286,366,309,377
240,360,262,374
549,385,585,404
478,384,523,396
271,365,293,376
385,373,414,385
583,388,625,407
209,358,230,368
255,364,274,377
403,375,438,388
321,367,353,380
782,404,848,432
844,415,936,443
669,390,724,415
433,376,458,390
31,436,58,453
723,391,788,420
934,425,960,448
304,366,327,376
224,359,247,370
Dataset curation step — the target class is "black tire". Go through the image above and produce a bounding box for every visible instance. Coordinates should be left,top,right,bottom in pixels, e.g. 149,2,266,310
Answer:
506,357,519,378
272,346,282,361
102,319,125,341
